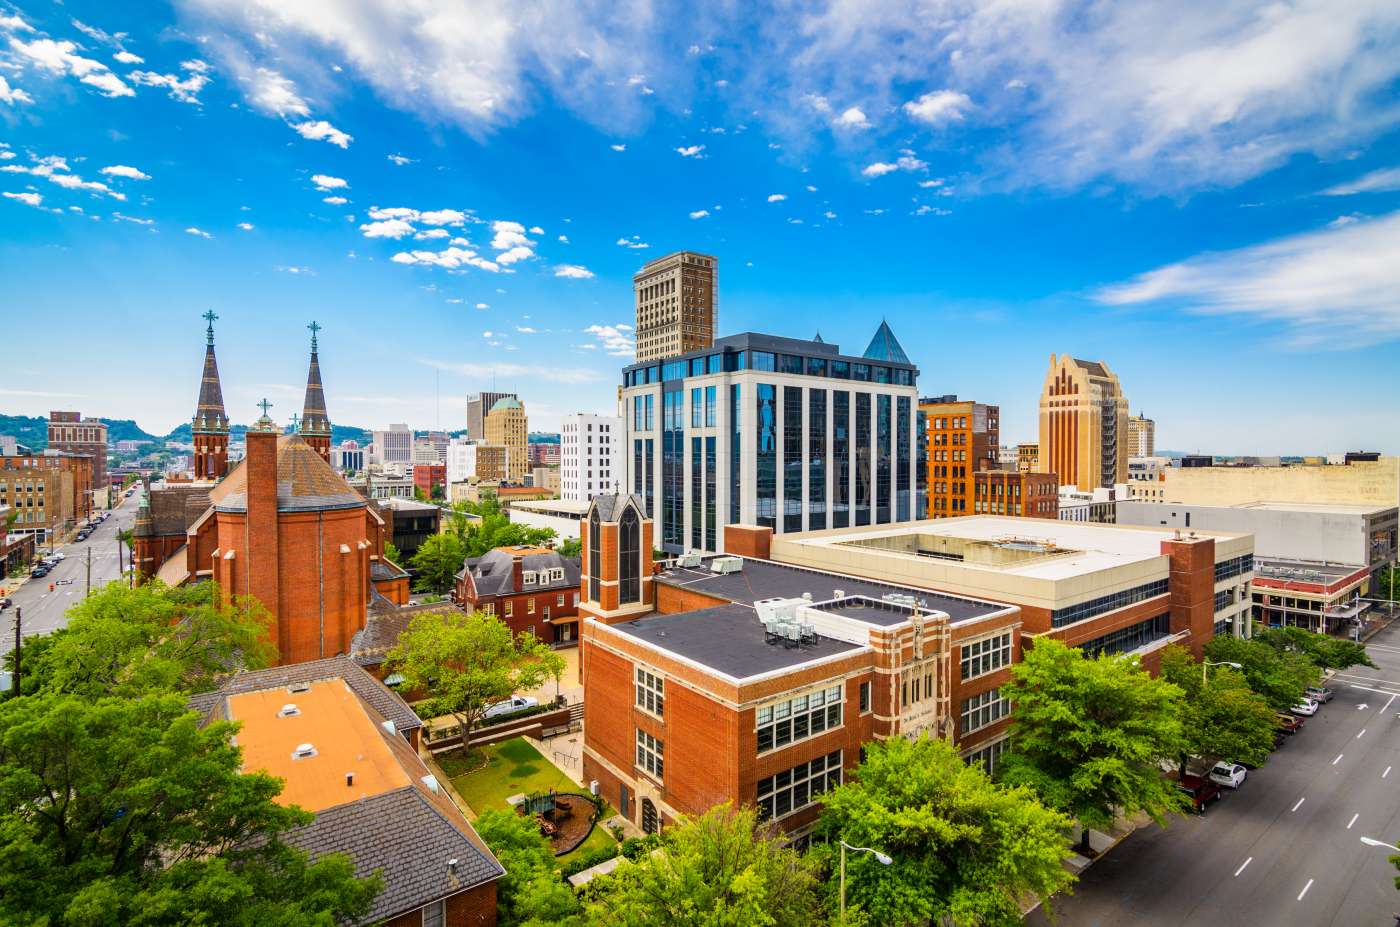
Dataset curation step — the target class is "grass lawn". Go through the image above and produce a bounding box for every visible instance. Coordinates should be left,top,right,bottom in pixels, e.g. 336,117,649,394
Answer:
446,738,617,861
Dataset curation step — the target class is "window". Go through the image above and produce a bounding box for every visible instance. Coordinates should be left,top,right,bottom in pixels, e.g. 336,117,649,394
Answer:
527,598,536,614
557,593,566,607
504,601,513,618
619,507,640,603
963,737,1010,775
960,688,1008,735
1078,614,1171,658
421,899,445,927
757,751,842,821
1050,579,1169,628
636,667,664,716
960,632,1012,681
636,729,663,778
522,570,537,586
588,510,601,603
859,680,871,713
1215,554,1254,582
755,685,843,753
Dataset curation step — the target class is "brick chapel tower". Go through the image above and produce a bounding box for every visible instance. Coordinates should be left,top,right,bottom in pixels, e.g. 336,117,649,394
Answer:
298,320,332,464
192,311,230,481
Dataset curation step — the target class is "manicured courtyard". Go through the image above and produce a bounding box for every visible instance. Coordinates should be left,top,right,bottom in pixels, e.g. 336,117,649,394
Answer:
443,737,617,860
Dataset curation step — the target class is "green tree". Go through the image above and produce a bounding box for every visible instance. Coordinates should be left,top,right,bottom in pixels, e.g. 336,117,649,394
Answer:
0,692,381,926
582,804,823,927
474,808,582,926
1253,625,1375,673
1202,634,1320,711
24,580,275,698
410,532,468,595
814,734,1074,927
998,638,1187,854
383,540,403,566
1160,645,1277,774
386,609,564,753
557,536,582,558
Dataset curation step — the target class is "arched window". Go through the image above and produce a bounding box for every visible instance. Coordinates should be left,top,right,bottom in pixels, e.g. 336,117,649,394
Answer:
619,506,640,604
588,509,601,604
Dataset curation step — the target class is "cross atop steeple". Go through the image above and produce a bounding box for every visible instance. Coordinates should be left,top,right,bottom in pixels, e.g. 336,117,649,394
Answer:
203,310,218,346
289,412,301,432
308,320,321,352
258,398,273,417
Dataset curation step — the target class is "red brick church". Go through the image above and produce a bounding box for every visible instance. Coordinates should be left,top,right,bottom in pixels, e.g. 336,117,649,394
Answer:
133,317,409,665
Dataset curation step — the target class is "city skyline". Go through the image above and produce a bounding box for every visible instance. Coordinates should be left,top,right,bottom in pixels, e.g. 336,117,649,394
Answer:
2,2,1399,453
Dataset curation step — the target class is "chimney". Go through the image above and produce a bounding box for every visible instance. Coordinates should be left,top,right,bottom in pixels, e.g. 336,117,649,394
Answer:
244,429,282,652
512,555,523,592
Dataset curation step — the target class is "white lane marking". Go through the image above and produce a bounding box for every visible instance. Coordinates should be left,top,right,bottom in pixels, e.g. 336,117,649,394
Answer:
1333,753,1345,766
1348,684,1400,699
1385,767,1392,779
1293,797,1306,812
1348,813,1359,829
1234,857,1252,877
1358,729,1367,739
1298,879,1314,902
1384,694,1398,714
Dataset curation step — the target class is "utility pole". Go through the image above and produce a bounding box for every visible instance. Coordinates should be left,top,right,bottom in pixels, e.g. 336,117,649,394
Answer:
86,546,92,596
11,607,19,696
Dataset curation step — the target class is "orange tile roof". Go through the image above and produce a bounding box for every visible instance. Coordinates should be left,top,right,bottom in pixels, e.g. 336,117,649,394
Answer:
227,678,411,812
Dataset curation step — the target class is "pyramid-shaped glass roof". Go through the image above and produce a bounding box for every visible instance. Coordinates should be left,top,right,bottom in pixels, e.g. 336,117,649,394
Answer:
862,320,911,365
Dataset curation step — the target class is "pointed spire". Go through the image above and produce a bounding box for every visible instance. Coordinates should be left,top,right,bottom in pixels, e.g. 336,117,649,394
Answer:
862,319,911,365
299,320,331,438
193,311,229,436
813,331,825,343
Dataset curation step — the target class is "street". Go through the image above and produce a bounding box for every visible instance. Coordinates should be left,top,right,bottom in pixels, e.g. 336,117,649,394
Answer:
1028,620,1400,927
2,491,139,656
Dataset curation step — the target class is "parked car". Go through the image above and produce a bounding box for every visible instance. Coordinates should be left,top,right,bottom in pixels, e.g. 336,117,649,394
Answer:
0,598,12,611
1290,698,1319,717
1276,713,1304,734
1210,762,1248,789
1305,686,1334,704
51,552,65,561
1175,774,1224,813
482,695,539,720
30,566,49,578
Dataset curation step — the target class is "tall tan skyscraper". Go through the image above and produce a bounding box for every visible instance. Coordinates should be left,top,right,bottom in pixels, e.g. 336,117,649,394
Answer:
1128,412,1156,457
485,397,528,483
1038,355,1129,491
633,251,717,362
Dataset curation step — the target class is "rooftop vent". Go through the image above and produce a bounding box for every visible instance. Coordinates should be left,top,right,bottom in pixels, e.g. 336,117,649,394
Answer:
381,719,397,736
448,858,459,875
292,743,317,760
277,703,300,718
288,681,311,694
345,772,355,787
421,774,440,793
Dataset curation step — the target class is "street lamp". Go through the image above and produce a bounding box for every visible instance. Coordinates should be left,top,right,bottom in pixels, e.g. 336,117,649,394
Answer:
1202,660,1242,686
1360,836,1400,852
839,840,892,925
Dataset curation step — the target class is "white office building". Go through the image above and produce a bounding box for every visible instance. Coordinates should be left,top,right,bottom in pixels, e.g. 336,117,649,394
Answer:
372,424,413,466
561,413,621,502
621,326,924,554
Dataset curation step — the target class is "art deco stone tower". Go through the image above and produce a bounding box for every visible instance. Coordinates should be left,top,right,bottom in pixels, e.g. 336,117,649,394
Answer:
192,310,230,481
299,321,332,464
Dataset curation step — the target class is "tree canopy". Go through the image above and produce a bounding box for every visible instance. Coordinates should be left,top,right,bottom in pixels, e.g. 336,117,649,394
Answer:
1252,625,1374,674
386,609,564,751
1202,634,1320,711
814,734,1075,927
410,532,468,595
581,804,823,927
444,500,559,559
474,808,582,927
1160,644,1277,773
998,638,1187,850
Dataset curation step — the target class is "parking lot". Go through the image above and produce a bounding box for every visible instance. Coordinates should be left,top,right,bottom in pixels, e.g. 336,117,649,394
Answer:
1028,619,1400,927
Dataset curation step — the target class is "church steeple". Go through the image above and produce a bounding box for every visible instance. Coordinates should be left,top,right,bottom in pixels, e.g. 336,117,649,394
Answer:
299,321,332,463
192,310,230,481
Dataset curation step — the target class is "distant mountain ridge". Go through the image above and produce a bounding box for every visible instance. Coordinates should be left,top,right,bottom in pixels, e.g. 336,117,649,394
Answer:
1,413,368,450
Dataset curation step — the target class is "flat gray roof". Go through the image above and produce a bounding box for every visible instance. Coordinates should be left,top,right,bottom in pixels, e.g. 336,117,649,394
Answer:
611,604,864,680
1255,558,1365,579
657,556,1006,623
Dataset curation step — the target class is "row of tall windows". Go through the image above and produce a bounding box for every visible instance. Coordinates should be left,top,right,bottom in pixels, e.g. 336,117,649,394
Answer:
783,386,803,533
691,436,703,551
625,352,914,387
730,385,742,522
755,384,778,530
809,389,827,531
875,394,891,524
897,396,911,521
662,391,684,546
854,393,871,526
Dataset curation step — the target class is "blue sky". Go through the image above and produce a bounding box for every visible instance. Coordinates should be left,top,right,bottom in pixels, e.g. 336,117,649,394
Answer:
1,1,1398,454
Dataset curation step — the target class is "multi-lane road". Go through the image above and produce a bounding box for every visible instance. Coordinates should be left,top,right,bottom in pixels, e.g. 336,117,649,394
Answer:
1,491,138,656
1029,619,1400,927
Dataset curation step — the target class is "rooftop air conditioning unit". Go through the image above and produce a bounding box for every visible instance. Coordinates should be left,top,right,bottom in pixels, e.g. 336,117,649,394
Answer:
677,551,703,568
710,556,743,574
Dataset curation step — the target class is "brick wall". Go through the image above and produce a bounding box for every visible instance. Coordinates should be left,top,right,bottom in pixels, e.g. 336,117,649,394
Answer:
1161,536,1218,658
379,882,497,927
723,524,772,560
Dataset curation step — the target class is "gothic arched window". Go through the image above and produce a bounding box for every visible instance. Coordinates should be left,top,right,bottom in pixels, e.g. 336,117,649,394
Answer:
619,507,640,604
588,509,601,604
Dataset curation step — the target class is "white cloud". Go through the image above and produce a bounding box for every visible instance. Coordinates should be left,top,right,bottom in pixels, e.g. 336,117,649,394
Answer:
1096,210,1400,347
616,236,649,249
1323,167,1400,196
903,90,972,126
10,37,134,97
46,171,126,200
114,50,143,64
475,302,489,309
100,164,150,180
276,265,313,274
917,179,945,189
246,66,309,117
788,217,804,224
610,144,626,151
419,209,467,225
323,195,348,205
387,153,415,165
112,212,154,225
689,209,710,219
292,119,353,148
128,61,210,104
238,221,254,230
390,246,501,272
767,193,787,202
584,323,635,355
312,174,348,191
557,234,569,242
360,218,416,239
0,75,33,105
676,145,705,158
823,210,837,219
913,205,952,216
516,325,538,334
3,191,43,207
806,185,818,192
416,228,450,240
862,155,926,178
497,245,533,265
185,226,212,238
862,162,898,177
1328,213,1361,228
529,225,544,235
555,264,595,279
803,93,832,114
0,14,34,32
834,106,870,130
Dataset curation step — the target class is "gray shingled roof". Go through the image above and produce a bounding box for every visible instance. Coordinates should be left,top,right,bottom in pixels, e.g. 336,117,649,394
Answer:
186,655,421,734
589,493,645,523
136,486,212,537
351,600,465,667
281,786,503,923
456,549,580,596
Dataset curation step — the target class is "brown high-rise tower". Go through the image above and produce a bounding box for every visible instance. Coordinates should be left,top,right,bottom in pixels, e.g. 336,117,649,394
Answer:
299,321,332,464
192,310,230,481
633,251,717,362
